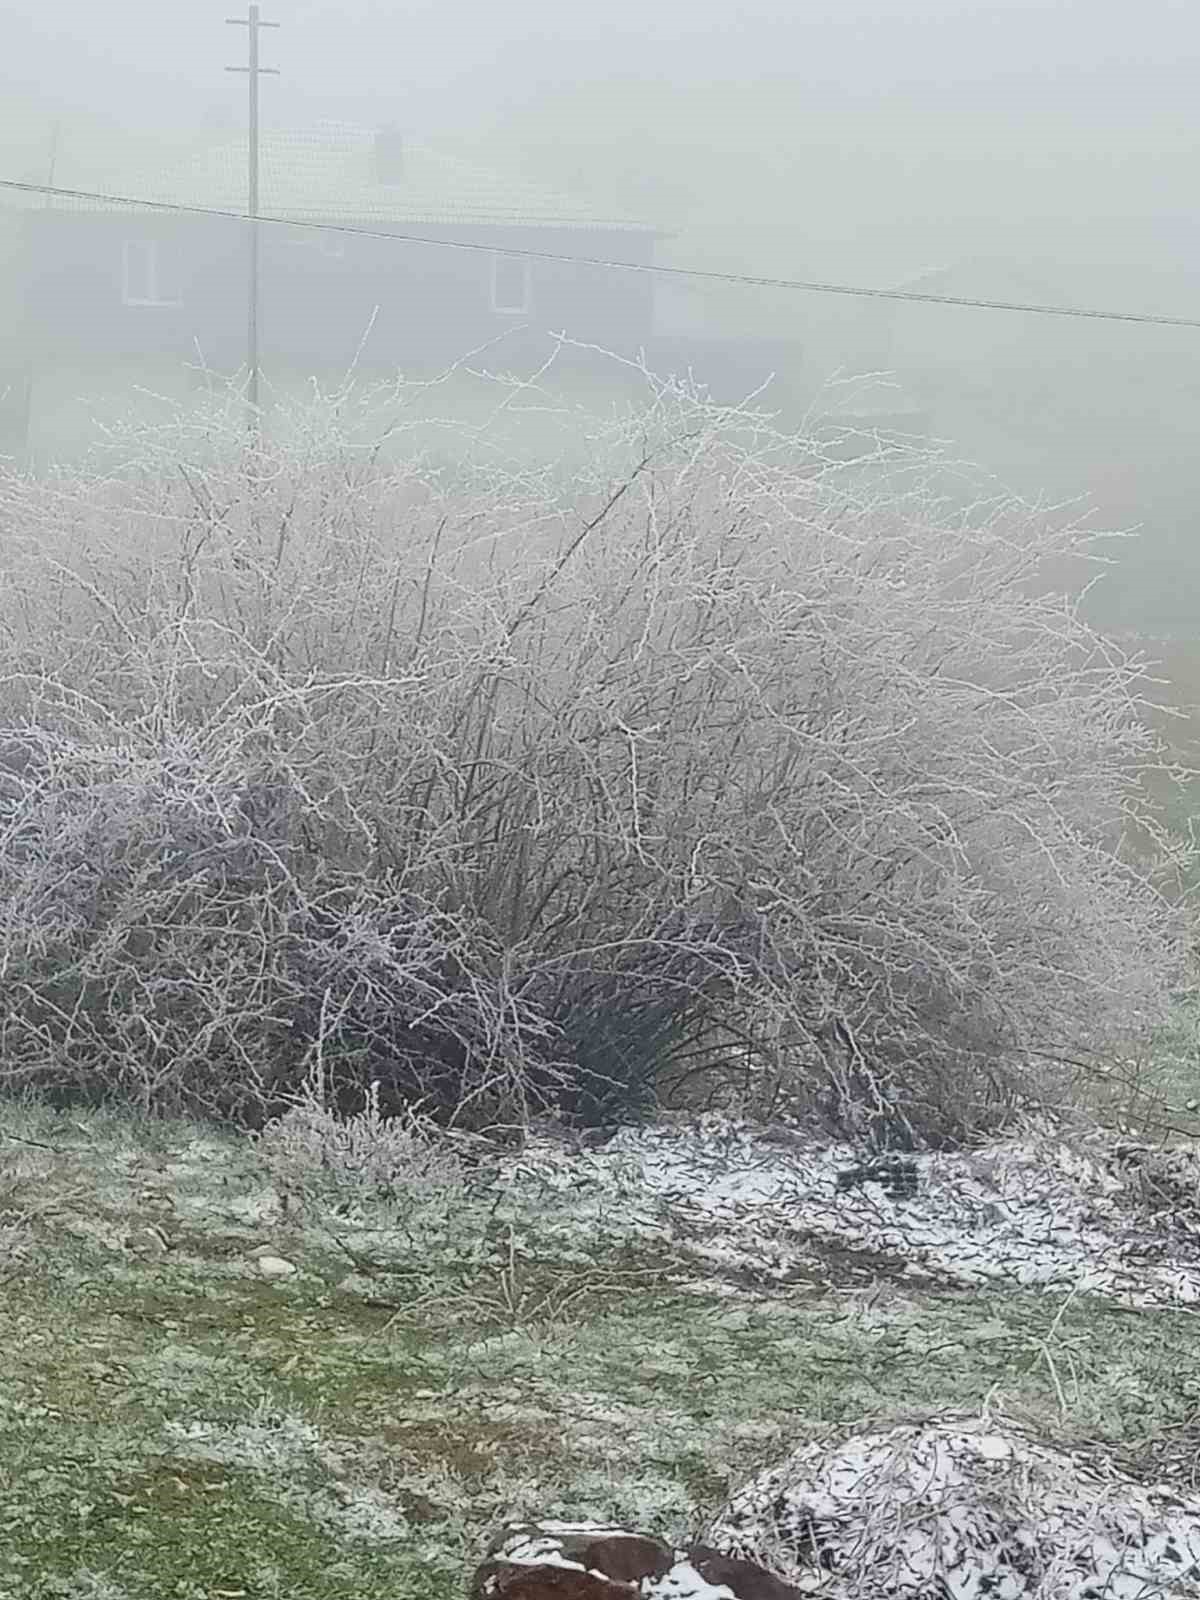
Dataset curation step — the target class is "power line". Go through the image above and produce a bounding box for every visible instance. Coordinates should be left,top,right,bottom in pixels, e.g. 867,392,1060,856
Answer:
2,174,1200,332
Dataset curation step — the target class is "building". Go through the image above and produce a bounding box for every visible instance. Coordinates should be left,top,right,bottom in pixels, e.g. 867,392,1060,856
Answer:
4,121,664,443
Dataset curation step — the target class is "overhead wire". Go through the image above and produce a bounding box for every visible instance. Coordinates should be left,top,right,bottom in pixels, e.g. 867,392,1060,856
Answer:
1,174,1199,331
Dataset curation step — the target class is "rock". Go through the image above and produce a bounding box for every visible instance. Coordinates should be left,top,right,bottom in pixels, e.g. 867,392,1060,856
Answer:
247,1244,298,1280
834,1157,919,1198
255,1256,297,1280
688,1548,803,1600
645,1562,737,1598
477,1571,628,1599
469,1522,800,1599
125,1224,171,1256
471,1523,672,1598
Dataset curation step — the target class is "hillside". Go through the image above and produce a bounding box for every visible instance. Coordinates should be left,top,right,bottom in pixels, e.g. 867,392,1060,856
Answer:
3,1092,1200,1597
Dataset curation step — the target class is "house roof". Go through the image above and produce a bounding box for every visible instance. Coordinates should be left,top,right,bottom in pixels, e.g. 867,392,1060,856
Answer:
29,121,660,236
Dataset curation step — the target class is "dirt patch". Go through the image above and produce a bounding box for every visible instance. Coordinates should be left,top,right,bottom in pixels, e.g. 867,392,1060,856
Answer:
379,1416,544,1482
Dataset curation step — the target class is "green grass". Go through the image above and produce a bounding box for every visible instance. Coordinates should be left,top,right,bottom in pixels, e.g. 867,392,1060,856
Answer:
1075,997,1200,1137
2,1097,1200,1598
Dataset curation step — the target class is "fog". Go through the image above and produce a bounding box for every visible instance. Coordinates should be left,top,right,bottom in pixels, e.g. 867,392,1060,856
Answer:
6,1,1198,244
2,0,1199,630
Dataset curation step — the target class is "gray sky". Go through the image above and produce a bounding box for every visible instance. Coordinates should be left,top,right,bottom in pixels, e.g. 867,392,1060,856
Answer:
4,2,1198,300
4,1,1198,118
3,1,1198,228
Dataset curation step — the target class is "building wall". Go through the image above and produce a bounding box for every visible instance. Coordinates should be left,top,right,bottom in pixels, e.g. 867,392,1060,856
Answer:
20,211,657,379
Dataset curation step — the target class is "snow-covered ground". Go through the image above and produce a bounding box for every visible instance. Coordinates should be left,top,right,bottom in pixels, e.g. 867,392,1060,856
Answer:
480,1410,1200,1600
480,1115,1200,1599
492,1113,1200,1310
709,1409,1200,1600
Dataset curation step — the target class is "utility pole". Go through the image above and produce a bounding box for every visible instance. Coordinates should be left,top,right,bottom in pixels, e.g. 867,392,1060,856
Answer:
226,5,279,423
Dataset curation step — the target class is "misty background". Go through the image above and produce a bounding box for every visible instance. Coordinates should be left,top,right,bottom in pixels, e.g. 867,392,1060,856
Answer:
2,0,1199,633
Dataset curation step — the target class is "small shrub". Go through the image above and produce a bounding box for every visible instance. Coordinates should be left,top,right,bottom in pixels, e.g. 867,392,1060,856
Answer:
253,1074,469,1209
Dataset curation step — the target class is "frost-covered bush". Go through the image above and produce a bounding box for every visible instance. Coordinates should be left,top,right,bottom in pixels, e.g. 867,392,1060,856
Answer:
253,1076,469,1208
0,350,1191,1143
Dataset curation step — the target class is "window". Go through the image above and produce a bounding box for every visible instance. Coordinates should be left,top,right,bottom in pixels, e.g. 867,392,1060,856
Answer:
121,240,181,307
490,252,532,315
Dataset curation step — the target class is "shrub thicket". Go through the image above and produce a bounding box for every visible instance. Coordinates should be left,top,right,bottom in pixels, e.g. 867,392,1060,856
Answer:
0,357,1191,1145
